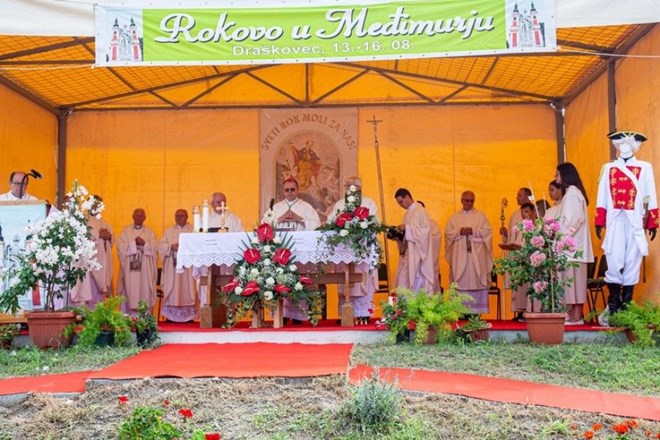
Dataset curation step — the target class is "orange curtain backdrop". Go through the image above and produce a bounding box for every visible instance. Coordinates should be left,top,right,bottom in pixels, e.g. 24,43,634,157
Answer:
66,104,557,319
0,87,57,203
615,26,660,298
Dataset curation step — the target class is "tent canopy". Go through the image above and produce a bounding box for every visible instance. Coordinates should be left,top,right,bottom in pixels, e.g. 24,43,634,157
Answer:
0,0,657,113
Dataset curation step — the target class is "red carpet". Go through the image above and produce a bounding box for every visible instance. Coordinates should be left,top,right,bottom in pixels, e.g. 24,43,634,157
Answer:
0,371,92,396
350,365,660,421
89,343,353,380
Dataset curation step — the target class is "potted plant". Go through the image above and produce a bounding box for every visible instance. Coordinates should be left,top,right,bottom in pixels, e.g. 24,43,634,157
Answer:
131,299,159,347
379,291,413,343
77,296,132,347
0,322,21,349
0,181,103,348
495,217,582,345
456,315,492,342
608,300,659,347
381,284,470,345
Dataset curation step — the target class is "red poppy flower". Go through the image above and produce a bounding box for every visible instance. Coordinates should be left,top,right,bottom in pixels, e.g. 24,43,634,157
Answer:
335,212,354,227
179,408,193,419
274,284,291,294
272,248,292,265
583,431,594,439
613,424,629,434
257,223,274,243
353,206,370,220
241,281,260,296
407,320,416,330
625,420,638,429
244,248,261,264
118,395,128,405
592,423,602,431
163,399,171,407
299,275,313,285
205,434,221,440
223,278,239,293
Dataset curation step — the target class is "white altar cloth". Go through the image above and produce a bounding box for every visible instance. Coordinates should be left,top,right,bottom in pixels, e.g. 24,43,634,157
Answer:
177,231,374,270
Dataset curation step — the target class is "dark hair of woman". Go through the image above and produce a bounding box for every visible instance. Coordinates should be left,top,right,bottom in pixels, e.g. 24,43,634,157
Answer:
557,162,589,205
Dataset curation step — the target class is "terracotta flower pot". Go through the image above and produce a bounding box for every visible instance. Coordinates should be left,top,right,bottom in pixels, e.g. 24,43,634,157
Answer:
524,312,566,345
26,311,76,349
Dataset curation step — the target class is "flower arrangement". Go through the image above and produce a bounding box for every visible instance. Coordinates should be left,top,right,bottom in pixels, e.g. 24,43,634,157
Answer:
222,223,323,326
494,217,581,313
317,184,387,270
0,181,102,313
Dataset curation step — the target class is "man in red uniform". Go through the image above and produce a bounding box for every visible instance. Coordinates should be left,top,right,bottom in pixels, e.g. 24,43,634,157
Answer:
595,131,657,319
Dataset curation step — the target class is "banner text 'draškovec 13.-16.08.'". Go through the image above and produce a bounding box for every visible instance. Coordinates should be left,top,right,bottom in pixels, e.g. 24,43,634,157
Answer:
95,0,556,66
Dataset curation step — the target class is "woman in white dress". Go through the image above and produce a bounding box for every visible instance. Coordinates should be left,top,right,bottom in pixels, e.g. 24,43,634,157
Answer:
555,163,595,325
544,180,564,221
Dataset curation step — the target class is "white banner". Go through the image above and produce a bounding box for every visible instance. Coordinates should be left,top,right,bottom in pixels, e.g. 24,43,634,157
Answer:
259,108,358,224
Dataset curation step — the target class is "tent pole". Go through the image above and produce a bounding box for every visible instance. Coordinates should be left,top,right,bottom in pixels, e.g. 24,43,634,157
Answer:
56,109,70,208
553,101,565,164
366,115,391,286
607,60,617,160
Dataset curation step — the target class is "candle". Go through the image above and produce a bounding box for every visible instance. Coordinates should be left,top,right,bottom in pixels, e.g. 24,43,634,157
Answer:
193,206,200,232
202,200,209,232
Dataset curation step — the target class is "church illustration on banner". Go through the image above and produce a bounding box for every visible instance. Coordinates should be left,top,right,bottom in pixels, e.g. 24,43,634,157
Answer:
106,16,143,62
507,1,546,49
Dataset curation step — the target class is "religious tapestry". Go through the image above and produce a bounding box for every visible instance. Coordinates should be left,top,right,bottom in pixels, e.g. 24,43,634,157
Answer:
259,109,358,224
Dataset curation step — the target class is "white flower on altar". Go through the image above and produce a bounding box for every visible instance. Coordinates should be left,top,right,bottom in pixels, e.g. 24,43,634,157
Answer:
235,286,243,295
276,267,284,274
239,266,247,276
295,282,303,291
359,221,368,229
347,195,356,203
349,185,357,192
289,264,297,272
250,268,259,276
264,291,273,300
263,245,272,254
266,277,275,286
339,229,349,237
263,258,271,266
273,236,282,245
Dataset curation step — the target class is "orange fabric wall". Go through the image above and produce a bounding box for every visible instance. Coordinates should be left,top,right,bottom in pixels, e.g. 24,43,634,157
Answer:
0,86,57,202
566,26,660,301
67,104,557,319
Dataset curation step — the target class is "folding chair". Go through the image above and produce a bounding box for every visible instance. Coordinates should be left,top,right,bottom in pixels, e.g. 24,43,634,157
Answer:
488,271,502,320
586,256,607,322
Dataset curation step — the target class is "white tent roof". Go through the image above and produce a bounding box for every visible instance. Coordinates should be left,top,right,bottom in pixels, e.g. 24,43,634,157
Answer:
1,0,660,37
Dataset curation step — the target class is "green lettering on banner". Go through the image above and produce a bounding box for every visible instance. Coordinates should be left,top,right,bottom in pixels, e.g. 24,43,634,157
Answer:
98,0,555,65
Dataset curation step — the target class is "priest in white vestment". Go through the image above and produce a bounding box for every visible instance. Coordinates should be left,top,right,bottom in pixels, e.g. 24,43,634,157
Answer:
69,198,114,308
393,188,437,294
209,192,243,232
158,209,197,322
328,176,379,319
445,191,493,314
274,177,321,321
0,171,38,201
117,208,157,316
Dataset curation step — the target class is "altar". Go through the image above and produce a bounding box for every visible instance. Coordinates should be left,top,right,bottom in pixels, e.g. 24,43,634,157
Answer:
177,231,374,328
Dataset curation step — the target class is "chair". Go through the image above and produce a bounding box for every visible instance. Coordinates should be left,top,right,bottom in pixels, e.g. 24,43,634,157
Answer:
488,271,502,320
155,267,165,321
586,256,607,321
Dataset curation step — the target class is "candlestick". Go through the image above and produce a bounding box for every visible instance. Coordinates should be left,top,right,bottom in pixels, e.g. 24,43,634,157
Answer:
202,200,209,232
193,206,200,232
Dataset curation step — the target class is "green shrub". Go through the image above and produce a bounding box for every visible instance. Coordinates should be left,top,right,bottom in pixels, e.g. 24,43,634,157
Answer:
609,300,660,347
77,296,132,347
118,406,181,440
339,373,402,435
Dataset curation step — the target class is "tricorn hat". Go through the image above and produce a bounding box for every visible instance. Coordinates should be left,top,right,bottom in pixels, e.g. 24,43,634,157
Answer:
607,131,647,142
